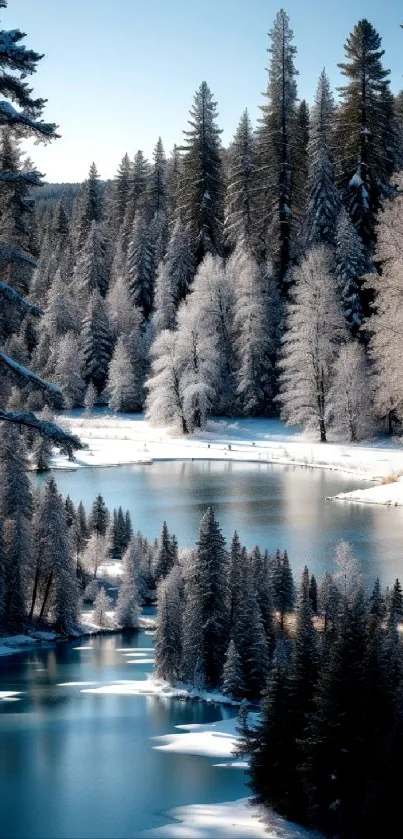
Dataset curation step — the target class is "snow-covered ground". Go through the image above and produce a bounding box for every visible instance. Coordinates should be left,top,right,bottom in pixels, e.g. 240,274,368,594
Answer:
0,630,57,657
142,797,317,838
52,414,403,506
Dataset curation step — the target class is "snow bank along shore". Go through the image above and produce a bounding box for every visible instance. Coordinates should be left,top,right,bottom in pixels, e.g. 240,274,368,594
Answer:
53,414,403,506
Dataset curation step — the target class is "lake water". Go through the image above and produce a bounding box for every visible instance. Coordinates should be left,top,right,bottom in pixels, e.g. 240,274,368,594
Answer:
39,459,403,586
0,627,246,838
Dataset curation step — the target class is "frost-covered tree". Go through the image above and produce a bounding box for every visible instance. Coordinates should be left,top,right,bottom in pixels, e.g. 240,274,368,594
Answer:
108,153,131,230
146,330,188,432
82,532,109,581
81,289,113,395
107,334,142,412
179,81,223,264
327,342,374,441
232,247,279,416
175,297,219,431
278,246,346,441
155,565,183,682
187,254,235,413
54,331,85,408
256,9,299,280
224,109,258,253
73,221,109,299
335,20,394,245
367,184,403,430
116,543,141,629
305,70,339,247
152,218,194,332
93,587,111,628
121,150,149,248
89,493,109,538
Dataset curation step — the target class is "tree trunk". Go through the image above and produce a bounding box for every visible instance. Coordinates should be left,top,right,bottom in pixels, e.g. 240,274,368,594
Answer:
38,571,54,624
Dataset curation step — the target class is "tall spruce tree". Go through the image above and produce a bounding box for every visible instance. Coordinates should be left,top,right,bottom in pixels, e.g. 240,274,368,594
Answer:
335,19,393,247
224,109,258,253
305,70,339,247
179,81,224,265
256,9,299,282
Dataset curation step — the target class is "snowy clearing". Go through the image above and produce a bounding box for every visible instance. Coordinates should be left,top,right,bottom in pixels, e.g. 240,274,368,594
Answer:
142,797,318,838
52,414,403,506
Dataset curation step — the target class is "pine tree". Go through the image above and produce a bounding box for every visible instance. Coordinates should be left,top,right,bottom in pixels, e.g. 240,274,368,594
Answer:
107,334,142,412
108,153,131,230
148,137,167,217
73,221,110,299
155,565,183,682
256,9,299,281
0,2,81,454
270,549,295,630
121,150,149,247
224,109,258,253
179,81,224,264
335,19,393,246
334,208,367,333
116,542,141,629
154,520,177,583
126,213,154,319
81,289,113,395
72,162,103,248
232,247,279,416
278,245,346,441
192,508,229,689
305,70,339,247
89,494,109,538
222,638,245,700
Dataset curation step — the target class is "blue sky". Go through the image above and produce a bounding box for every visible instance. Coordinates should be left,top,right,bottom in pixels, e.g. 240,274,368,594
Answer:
3,0,402,182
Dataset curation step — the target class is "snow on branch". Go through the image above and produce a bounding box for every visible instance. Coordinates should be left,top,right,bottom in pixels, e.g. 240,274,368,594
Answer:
0,351,63,397
0,280,43,315
0,242,37,267
0,101,58,138
0,409,85,453
0,169,43,185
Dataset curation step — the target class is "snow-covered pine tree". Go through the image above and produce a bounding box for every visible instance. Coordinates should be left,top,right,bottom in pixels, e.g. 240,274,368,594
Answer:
116,542,141,629
73,220,110,299
222,638,245,700
107,153,131,231
305,69,339,248
335,20,394,247
256,9,299,282
126,213,154,319
154,520,177,583
53,331,85,408
334,208,367,334
194,507,229,689
224,109,258,253
278,245,346,441
179,81,224,265
153,217,194,328
107,334,142,412
71,162,103,249
81,289,113,395
89,494,109,537
0,2,82,454
154,565,183,682
121,150,149,250
148,137,167,218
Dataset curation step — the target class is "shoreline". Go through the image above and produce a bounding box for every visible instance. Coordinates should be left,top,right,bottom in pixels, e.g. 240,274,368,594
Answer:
50,414,403,507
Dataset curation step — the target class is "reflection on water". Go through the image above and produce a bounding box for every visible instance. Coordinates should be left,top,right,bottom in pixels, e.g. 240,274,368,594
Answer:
36,458,403,585
0,631,246,838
